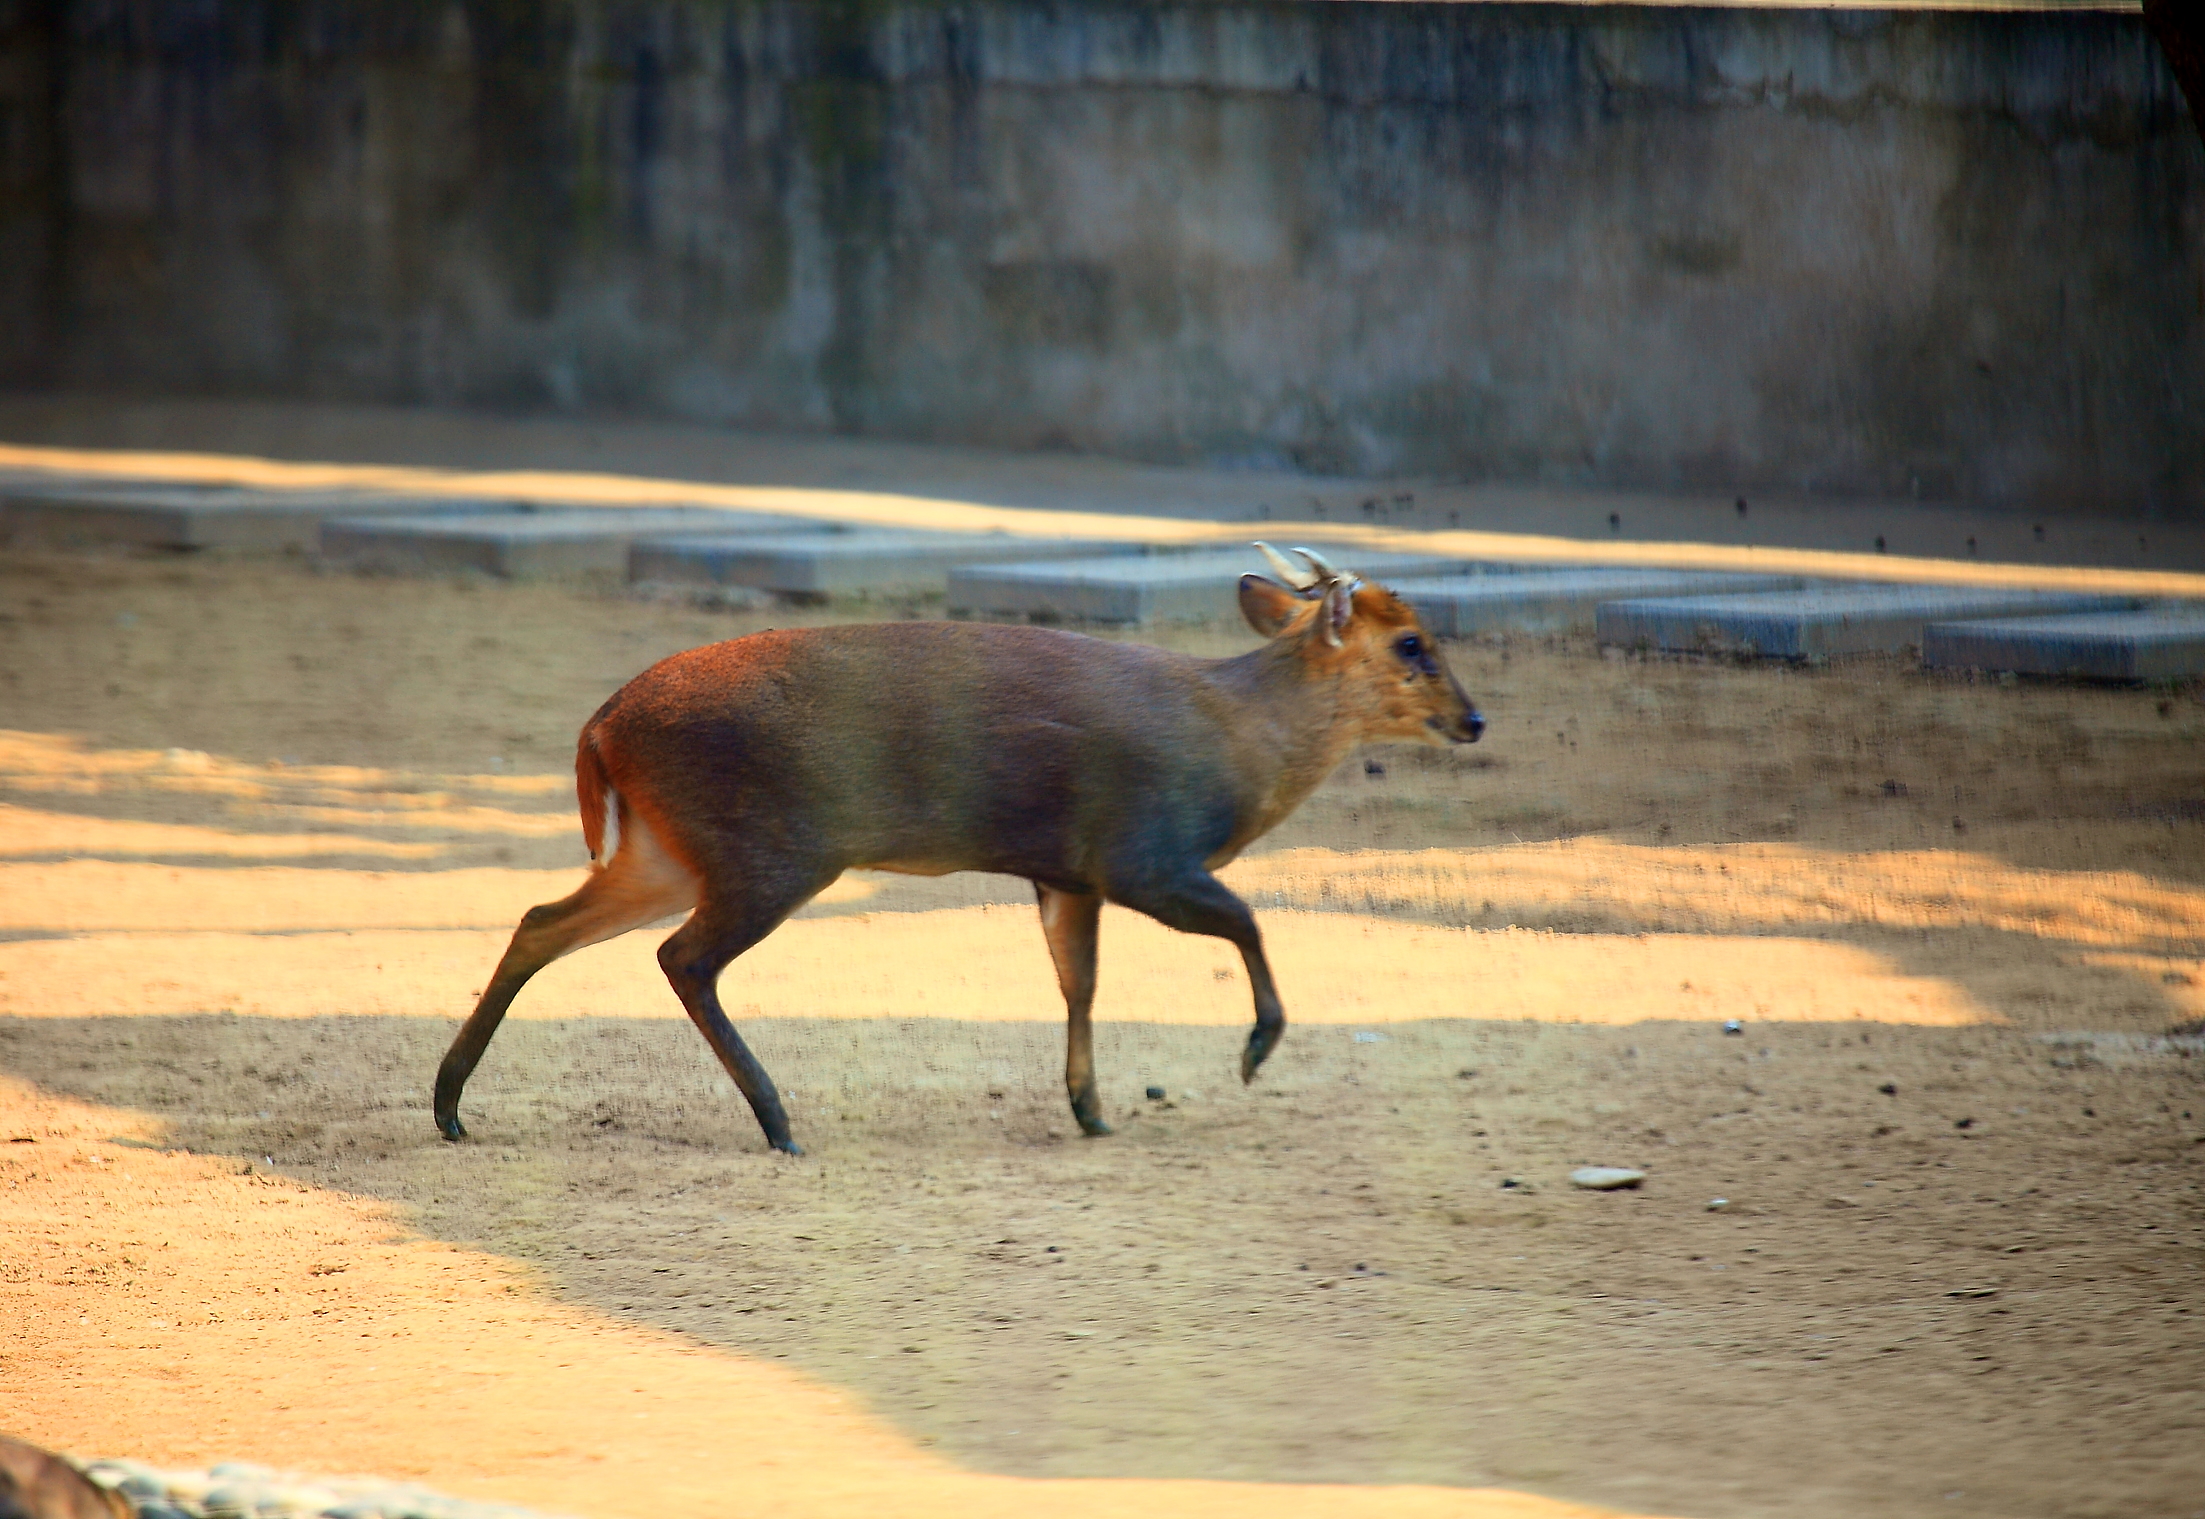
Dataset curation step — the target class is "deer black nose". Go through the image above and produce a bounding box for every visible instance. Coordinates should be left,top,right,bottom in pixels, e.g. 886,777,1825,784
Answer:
1461,706,1485,743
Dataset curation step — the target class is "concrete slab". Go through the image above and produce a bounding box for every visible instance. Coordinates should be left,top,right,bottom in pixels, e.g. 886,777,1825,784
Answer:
1595,585,2138,659
0,481,534,551
1921,607,2205,680
1390,568,1806,637
630,531,1137,598
946,545,1496,624
322,508,833,579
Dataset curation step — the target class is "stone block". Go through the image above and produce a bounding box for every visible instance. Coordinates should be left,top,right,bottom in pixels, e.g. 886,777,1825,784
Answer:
1,482,533,551
1596,584,2137,659
322,508,829,578
1390,568,1805,637
630,530,1137,597
946,545,1492,624
1921,607,2205,680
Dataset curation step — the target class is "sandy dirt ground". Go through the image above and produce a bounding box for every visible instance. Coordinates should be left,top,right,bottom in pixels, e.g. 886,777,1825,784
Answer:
2,524,2202,1518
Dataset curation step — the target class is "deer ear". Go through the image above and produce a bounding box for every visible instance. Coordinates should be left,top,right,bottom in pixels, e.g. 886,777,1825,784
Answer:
1238,574,1306,637
1320,580,1356,646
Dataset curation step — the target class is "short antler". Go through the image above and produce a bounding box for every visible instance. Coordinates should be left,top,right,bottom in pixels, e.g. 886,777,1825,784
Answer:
1293,545,1347,584
1277,546,1361,648
1255,541,1321,591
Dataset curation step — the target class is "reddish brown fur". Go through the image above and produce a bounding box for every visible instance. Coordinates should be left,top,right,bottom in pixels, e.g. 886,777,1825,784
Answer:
434,562,1482,1152
576,735,611,864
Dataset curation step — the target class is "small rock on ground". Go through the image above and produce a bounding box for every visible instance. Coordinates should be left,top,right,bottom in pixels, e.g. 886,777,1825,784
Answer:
1569,1166,1646,1190
78,1458,583,1519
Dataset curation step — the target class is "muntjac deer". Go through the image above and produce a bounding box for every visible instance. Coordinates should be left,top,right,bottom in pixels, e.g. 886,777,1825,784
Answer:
434,546,1483,1153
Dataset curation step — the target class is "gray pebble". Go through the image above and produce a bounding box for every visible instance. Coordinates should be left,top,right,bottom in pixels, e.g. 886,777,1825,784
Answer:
209,1464,274,1483
161,1474,217,1507
84,1459,160,1484
91,1460,588,1519
1569,1166,1646,1190
82,1464,165,1503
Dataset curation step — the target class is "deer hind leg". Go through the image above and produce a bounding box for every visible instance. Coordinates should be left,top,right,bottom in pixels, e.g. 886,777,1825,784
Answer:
1110,868,1286,1084
1037,885,1108,1136
655,858,839,1156
434,812,699,1141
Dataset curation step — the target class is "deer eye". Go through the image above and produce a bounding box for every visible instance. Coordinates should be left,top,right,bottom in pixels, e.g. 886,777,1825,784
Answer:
1395,634,1424,662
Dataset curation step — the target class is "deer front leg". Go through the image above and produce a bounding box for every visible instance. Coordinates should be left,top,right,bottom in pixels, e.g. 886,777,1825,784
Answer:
1037,885,1110,1136
1235,939,1287,1082
1109,869,1285,1085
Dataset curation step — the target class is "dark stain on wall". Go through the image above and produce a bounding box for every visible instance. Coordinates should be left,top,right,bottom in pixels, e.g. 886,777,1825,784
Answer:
0,0,64,383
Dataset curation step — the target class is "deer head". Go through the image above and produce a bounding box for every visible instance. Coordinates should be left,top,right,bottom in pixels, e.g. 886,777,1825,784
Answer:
1240,543,1484,746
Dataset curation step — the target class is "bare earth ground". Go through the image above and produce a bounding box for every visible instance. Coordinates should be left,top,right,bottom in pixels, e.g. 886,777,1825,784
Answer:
2,545,2202,1519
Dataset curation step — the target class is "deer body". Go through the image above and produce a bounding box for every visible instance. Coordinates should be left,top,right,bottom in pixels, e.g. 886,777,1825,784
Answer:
434,555,1483,1153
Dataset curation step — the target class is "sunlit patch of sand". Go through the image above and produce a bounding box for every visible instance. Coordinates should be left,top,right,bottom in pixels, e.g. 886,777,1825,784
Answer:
0,861,580,933
9,826,2184,1028
12,810,2198,957
0,733,573,840
0,861,874,936
0,731,567,797
21,835,2200,956
2073,952,2205,1022
1,1075,1677,1519
1229,843,2205,957
0,803,442,861
255,802,573,837
0,908,1988,1027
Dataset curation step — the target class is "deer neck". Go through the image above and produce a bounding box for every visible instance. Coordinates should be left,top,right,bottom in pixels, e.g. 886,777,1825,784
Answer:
1209,640,1364,841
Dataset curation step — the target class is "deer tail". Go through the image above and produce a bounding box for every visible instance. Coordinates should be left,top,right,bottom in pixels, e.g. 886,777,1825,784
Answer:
576,730,620,869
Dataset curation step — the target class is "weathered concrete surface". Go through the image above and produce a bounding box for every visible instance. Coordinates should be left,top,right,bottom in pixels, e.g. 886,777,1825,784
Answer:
322,507,819,578
1,4,2196,519
1921,606,2205,679
948,545,1484,624
631,530,1134,598
0,481,532,550
1597,585,2138,659
1391,568,1805,637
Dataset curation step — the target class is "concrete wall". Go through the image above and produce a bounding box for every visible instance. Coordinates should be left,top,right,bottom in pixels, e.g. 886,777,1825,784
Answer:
0,1,60,382
3,2,2199,516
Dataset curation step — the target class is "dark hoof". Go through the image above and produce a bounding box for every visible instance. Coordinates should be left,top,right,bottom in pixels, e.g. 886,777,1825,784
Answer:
1071,1091,1112,1137
772,1139,805,1157
1241,1024,1283,1082
437,1112,467,1142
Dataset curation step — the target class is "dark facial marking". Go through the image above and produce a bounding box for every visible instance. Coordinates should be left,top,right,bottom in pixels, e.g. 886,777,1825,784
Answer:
1394,632,1441,679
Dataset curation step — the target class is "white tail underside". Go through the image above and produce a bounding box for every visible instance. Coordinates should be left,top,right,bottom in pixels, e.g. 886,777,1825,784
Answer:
595,786,622,868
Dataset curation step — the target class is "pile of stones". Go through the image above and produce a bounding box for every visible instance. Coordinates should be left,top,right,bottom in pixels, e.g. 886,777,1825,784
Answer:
79,1458,577,1519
